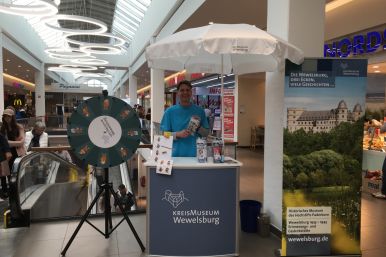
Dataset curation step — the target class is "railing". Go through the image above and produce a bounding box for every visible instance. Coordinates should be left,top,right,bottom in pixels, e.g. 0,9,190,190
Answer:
16,115,67,130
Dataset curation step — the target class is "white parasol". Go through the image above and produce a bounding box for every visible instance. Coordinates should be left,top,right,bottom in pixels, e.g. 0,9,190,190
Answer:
145,23,304,142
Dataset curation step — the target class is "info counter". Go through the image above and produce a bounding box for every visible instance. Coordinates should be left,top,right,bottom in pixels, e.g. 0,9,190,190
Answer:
145,157,242,257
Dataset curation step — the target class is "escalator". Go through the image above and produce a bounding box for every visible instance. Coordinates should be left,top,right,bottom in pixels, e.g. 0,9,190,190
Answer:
5,151,138,228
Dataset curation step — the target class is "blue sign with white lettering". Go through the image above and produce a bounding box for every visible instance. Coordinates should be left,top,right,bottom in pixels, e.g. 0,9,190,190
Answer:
148,167,238,256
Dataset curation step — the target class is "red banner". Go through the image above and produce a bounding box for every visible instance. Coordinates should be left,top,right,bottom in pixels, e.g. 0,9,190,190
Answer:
223,92,235,141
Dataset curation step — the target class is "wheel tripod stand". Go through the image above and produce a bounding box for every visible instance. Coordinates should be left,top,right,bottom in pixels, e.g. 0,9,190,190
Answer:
61,168,145,256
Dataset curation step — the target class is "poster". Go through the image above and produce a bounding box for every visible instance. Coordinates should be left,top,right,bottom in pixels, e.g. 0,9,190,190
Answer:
223,89,235,141
282,59,367,256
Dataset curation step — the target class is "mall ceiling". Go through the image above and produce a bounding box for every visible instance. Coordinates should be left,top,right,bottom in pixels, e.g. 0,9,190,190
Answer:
3,49,36,83
2,0,386,91
58,0,117,45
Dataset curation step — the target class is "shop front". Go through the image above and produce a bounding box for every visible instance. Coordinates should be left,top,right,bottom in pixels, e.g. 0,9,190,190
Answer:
325,25,386,199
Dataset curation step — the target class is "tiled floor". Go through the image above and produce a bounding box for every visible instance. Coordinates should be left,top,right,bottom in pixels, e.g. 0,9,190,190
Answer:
0,148,385,257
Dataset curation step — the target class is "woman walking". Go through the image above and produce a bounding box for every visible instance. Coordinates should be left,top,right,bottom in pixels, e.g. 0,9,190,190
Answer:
0,109,26,197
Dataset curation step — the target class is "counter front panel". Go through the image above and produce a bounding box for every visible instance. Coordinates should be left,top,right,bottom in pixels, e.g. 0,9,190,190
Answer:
148,167,238,256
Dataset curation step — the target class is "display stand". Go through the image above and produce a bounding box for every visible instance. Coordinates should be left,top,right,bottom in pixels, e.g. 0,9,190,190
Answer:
61,91,144,256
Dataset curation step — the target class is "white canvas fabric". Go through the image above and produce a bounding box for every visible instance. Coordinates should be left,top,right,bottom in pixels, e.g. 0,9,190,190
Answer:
145,23,304,75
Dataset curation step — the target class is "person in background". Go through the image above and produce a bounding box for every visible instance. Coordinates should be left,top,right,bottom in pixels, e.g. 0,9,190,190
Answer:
160,80,209,157
24,121,48,152
145,108,151,121
137,105,145,119
114,184,135,212
0,108,25,196
373,123,386,200
0,133,12,198
55,147,73,163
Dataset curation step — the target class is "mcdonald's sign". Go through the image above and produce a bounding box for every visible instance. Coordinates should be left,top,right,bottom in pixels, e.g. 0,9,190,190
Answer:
13,98,23,106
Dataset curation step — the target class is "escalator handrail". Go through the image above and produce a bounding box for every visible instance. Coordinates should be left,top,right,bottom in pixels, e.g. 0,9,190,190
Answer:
8,151,84,222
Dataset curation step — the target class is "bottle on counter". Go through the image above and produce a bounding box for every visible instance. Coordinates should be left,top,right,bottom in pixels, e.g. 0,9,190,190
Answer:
212,138,224,163
196,138,207,163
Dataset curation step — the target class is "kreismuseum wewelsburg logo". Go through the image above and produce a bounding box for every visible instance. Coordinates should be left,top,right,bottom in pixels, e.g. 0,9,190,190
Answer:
162,190,221,225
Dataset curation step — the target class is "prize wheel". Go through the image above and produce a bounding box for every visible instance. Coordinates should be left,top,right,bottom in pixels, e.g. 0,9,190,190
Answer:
67,95,142,168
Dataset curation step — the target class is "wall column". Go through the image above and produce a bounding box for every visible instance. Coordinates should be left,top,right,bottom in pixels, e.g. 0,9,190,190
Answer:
129,72,137,107
120,83,127,99
264,0,325,230
150,68,164,142
35,63,45,119
0,30,4,115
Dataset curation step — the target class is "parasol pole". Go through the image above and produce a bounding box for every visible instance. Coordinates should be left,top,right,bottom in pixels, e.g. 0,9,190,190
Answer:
220,54,225,159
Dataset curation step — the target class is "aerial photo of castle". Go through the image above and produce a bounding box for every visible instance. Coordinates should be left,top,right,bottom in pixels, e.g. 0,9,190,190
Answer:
286,100,363,133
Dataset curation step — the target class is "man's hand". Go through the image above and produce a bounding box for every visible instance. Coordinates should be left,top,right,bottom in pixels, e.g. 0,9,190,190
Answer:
176,129,190,139
5,152,12,160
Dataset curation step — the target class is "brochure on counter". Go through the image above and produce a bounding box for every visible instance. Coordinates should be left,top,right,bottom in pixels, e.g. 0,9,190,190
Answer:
152,135,173,175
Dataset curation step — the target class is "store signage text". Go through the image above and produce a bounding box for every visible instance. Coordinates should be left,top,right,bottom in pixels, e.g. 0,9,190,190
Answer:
324,29,386,57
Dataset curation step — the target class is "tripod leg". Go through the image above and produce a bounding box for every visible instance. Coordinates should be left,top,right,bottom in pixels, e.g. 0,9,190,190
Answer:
104,184,111,238
110,187,145,252
109,211,113,229
61,187,105,256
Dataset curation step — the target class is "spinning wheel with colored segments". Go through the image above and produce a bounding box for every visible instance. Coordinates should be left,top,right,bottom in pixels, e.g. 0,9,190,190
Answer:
67,95,142,168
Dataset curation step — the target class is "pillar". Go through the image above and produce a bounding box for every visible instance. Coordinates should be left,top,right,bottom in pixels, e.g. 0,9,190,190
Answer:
150,68,164,142
264,0,325,230
120,83,127,99
0,30,4,115
35,63,45,119
129,73,137,107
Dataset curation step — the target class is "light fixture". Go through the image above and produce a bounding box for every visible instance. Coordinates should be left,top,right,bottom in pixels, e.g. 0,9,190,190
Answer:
45,47,91,58
75,72,112,78
79,45,122,55
26,69,30,72
325,0,353,12
6,59,10,62
372,65,379,69
18,65,22,68
0,0,58,17
48,66,82,73
41,14,108,34
374,70,381,73
3,73,35,87
59,64,97,71
64,33,126,46
71,58,109,65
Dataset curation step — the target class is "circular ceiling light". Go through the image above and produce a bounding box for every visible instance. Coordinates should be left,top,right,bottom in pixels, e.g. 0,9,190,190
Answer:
64,33,126,47
48,66,82,73
80,45,122,55
0,0,58,17
71,58,109,65
76,72,112,78
45,47,91,59
41,14,108,34
59,64,97,71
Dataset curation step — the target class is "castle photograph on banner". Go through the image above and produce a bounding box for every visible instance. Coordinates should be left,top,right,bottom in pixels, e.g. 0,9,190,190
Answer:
282,59,367,256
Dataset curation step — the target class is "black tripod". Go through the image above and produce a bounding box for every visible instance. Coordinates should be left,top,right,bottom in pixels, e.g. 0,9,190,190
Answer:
61,168,145,256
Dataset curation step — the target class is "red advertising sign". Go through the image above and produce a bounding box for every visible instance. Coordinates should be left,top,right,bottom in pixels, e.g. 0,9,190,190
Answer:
223,91,235,141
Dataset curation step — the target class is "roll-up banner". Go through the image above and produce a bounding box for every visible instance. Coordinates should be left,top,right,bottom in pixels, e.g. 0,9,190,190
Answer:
282,58,367,256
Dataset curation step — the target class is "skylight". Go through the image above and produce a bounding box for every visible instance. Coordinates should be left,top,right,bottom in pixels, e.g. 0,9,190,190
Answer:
13,0,67,48
112,0,152,44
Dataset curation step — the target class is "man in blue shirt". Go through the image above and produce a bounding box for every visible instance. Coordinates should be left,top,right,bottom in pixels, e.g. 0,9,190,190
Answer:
161,80,209,157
